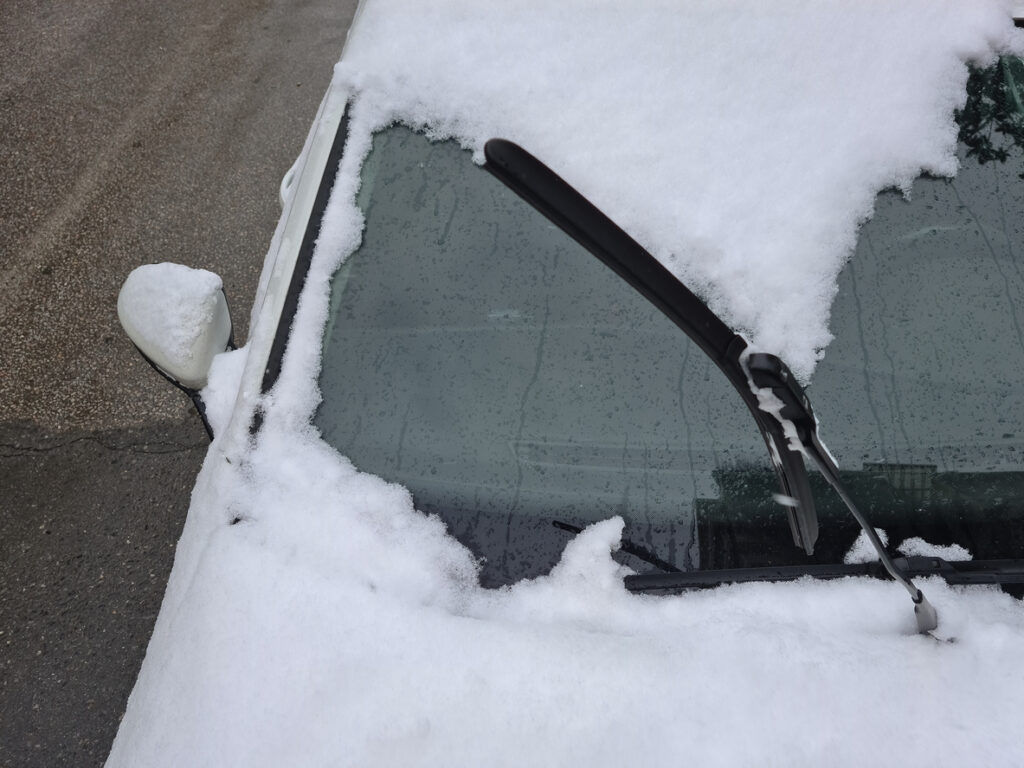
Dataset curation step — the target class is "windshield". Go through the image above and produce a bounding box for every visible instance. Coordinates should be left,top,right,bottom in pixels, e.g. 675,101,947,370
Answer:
640,56,1024,574
313,57,1024,585
315,126,779,585
802,56,1024,566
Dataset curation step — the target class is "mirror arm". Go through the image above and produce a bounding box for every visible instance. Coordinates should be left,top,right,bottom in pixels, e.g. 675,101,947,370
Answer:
130,344,216,441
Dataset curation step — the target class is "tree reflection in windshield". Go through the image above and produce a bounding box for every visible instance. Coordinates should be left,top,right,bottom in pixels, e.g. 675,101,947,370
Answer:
956,57,1024,172
698,463,1024,569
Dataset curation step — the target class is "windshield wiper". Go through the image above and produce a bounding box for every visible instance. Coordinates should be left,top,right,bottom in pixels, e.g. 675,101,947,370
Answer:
484,138,820,558
626,557,1024,591
896,557,1024,584
483,138,949,633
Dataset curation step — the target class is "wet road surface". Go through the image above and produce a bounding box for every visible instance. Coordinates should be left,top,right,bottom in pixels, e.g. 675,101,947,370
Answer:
0,1,356,764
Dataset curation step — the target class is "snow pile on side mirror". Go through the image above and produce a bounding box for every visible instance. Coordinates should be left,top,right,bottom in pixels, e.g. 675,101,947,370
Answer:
117,263,231,389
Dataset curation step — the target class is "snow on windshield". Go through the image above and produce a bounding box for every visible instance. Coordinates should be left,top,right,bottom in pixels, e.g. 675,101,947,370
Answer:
108,2,1024,766
337,0,1019,379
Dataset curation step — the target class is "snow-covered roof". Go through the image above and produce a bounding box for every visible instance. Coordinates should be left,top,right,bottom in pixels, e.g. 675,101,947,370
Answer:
107,3,1024,766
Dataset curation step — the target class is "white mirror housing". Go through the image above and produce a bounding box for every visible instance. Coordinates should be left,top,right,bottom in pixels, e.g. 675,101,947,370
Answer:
117,263,233,390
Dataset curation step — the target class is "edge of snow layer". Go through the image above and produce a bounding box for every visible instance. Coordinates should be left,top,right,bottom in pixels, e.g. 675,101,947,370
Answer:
337,0,1022,379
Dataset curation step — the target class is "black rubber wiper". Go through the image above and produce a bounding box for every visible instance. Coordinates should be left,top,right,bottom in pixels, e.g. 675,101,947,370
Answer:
552,520,680,573
483,138,819,557
626,557,1024,591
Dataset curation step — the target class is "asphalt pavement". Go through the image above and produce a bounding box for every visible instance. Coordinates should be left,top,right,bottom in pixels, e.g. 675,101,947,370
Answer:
0,1,356,764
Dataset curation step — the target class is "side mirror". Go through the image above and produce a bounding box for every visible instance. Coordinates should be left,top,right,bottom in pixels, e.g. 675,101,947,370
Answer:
117,263,233,391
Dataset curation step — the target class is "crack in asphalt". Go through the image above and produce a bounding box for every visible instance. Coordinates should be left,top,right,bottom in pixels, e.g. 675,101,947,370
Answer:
0,436,207,458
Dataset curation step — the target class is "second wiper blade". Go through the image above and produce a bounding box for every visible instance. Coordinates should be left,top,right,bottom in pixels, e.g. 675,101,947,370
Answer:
625,557,1024,592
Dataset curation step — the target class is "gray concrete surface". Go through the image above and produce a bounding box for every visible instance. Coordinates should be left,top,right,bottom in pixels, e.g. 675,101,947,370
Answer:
0,0,356,764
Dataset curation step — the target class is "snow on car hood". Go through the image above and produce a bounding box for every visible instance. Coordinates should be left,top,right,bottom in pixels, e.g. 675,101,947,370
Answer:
108,2,1024,766
110,423,1024,768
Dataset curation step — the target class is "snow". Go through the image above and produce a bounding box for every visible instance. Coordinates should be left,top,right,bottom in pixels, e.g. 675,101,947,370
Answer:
107,2,1024,767
844,528,890,565
899,537,974,562
110,424,1024,768
117,263,222,370
199,346,249,436
335,0,1021,380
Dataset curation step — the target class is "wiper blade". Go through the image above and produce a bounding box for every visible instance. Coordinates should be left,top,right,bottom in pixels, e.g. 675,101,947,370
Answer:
625,557,1024,592
483,138,820,556
552,520,680,573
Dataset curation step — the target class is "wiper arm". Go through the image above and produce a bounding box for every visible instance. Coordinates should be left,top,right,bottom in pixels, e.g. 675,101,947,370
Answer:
483,138,820,557
743,353,939,633
626,557,1024,591
552,520,680,573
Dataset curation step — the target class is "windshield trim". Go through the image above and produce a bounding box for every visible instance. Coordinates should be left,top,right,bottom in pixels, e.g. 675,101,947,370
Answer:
259,106,351,400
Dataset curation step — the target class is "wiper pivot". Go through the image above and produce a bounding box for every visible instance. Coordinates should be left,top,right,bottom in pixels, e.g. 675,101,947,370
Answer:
744,352,939,634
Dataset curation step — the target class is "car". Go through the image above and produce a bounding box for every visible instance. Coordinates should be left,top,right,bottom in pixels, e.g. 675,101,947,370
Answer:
109,2,1024,765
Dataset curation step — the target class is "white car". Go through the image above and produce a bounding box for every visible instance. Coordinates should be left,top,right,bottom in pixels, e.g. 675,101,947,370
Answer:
110,2,1024,765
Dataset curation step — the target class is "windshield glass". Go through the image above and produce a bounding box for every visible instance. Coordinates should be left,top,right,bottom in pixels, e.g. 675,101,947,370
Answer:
315,126,778,586
803,56,1024,565
313,57,1024,584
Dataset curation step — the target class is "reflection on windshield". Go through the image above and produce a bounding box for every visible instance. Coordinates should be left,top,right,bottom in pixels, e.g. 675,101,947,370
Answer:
957,57,1024,170
699,463,1024,568
808,56,1024,564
